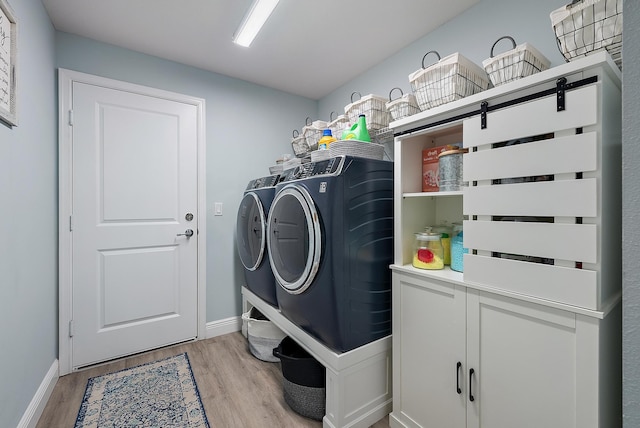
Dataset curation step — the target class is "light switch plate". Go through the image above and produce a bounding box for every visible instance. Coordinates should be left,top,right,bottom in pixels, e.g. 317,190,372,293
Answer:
214,202,223,216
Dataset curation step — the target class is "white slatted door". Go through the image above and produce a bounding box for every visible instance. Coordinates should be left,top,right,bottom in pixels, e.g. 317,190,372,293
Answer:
71,81,199,369
462,84,604,310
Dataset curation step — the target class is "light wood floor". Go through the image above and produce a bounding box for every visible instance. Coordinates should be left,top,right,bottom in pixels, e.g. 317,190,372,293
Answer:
37,332,390,427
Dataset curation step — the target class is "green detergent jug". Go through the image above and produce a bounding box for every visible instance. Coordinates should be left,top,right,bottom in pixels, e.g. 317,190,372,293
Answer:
342,114,371,142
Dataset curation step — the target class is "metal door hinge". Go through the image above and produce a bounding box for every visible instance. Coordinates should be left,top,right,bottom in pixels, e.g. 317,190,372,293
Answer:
69,215,73,231
480,101,488,129
556,77,567,112
69,320,75,337
68,110,74,126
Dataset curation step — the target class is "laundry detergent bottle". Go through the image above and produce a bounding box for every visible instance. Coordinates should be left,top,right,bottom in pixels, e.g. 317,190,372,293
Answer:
342,114,371,142
318,129,337,150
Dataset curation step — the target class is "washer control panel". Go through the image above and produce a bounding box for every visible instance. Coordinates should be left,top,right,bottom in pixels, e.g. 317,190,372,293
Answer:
280,156,345,182
246,174,280,190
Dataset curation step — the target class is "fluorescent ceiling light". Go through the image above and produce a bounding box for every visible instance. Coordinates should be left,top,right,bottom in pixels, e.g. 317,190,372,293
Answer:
233,0,280,47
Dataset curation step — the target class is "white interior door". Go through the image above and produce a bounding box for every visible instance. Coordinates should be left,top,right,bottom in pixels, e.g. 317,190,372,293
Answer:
68,79,201,369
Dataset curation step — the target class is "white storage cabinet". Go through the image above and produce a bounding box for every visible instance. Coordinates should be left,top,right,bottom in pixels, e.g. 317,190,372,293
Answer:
389,53,621,428
392,270,620,428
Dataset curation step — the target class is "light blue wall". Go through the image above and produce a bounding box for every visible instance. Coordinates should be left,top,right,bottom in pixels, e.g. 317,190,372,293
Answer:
0,0,57,427
622,2,640,427
55,32,318,322
319,0,569,120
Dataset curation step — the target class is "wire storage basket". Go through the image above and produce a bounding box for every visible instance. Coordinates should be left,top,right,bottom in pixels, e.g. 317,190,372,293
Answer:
385,87,421,121
482,36,551,87
327,111,350,141
291,129,309,158
344,92,391,131
370,127,394,146
551,0,623,69
301,117,327,153
409,51,490,111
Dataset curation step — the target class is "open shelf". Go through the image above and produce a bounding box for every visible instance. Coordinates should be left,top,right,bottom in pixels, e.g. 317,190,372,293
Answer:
403,190,464,198
391,263,464,284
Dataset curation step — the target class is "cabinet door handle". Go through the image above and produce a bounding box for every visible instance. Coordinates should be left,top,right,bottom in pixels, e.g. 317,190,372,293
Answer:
456,362,462,394
469,368,476,402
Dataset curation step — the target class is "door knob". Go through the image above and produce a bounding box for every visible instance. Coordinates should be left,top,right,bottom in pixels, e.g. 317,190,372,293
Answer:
177,229,194,238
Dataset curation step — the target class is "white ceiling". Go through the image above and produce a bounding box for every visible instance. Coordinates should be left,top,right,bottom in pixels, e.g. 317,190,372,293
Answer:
42,0,479,100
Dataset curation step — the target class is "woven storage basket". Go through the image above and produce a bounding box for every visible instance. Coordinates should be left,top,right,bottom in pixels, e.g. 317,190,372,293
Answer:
329,140,385,160
551,0,622,69
281,157,301,173
242,308,286,363
327,111,350,141
310,149,333,162
272,337,326,421
385,87,420,121
482,36,551,87
409,51,490,111
268,164,283,175
344,92,391,131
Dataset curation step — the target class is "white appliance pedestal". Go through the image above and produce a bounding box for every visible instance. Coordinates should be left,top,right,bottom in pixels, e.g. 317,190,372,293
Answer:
242,287,392,428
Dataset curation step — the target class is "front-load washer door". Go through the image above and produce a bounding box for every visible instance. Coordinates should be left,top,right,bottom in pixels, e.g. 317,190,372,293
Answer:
267,184,322,294
236,192,266,271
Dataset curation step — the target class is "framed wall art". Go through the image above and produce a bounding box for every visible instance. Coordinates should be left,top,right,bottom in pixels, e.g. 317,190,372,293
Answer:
0,0,16,127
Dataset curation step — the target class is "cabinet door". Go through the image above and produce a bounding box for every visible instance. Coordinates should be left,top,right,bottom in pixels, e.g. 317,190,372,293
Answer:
466,290,578,428
392,273,466,428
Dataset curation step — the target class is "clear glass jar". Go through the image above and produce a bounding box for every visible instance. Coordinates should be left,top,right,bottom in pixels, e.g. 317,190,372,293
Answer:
450,222,467,272
412,232,444,270
431,224,452,265
451,222,463,239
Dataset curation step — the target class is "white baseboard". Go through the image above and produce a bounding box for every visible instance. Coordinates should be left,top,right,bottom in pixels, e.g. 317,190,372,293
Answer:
17,360,59,428
205,315,241,339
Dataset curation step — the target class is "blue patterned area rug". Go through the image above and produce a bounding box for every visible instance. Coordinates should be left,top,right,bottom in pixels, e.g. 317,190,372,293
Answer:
75,353,210,428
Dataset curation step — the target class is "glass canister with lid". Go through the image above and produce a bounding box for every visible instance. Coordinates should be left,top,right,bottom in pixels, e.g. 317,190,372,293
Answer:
412,232,444,270
430,224,452,265
450,222,468,272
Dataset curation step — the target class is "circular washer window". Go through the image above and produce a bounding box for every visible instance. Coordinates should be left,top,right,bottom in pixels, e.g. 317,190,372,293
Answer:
267,184,321,294
236,192,266,271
